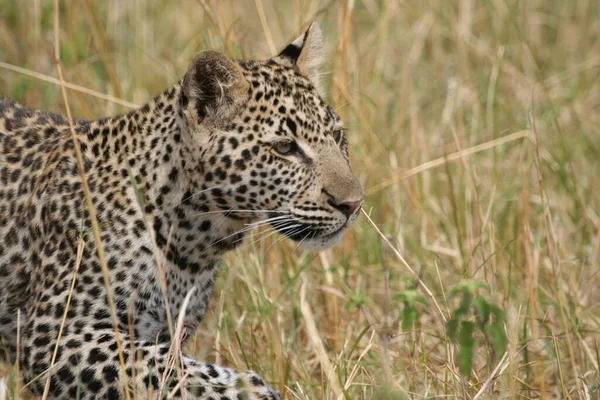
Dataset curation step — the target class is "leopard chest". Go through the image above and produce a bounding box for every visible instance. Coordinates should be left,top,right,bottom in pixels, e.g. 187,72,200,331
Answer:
110,211,250,341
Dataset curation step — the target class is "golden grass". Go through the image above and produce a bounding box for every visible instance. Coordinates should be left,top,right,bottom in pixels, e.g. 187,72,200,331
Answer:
2,0,600,399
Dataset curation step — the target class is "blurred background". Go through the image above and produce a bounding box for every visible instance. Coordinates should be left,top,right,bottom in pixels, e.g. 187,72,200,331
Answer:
1,1,600,398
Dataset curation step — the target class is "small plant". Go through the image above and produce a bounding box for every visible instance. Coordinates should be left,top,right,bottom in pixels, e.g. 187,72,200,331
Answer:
446,280,507,376
345,290,371,312
393,289,429,332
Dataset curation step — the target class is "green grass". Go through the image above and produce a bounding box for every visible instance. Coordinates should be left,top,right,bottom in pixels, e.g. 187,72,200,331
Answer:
2,0,600,398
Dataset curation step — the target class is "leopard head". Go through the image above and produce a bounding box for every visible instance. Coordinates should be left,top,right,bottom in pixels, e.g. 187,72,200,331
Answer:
179,23,363,250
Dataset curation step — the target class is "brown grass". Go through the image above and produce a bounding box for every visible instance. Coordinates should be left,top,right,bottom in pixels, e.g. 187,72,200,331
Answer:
1,0,600,399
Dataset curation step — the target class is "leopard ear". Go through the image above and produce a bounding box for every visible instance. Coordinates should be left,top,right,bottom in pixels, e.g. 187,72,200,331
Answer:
277,22,324,87
181,50,249,126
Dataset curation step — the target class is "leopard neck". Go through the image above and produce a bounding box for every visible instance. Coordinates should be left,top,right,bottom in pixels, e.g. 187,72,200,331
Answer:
84,83,251,273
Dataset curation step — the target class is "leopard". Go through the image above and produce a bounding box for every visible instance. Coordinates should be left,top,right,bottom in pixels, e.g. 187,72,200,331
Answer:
0,23,363,399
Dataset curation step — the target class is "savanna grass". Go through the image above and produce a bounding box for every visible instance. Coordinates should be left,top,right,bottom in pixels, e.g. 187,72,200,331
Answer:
1,1,600,398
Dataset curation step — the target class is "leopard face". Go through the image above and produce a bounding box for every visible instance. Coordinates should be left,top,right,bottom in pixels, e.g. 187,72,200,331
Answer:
180,24,363,250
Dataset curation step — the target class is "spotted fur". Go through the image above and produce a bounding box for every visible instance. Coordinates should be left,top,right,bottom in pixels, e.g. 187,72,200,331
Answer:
0,23,362,399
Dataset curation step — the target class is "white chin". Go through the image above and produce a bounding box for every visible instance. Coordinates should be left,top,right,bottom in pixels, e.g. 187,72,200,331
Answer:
298,228,345,251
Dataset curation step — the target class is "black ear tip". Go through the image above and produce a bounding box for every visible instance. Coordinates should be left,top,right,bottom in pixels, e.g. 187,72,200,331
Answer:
276,22,323,65
279,43,302,61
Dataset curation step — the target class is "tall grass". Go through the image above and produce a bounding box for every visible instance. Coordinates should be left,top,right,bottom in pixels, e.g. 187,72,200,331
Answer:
1,1,600,398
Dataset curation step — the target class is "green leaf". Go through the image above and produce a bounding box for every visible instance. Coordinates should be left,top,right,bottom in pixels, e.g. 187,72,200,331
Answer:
395,289,429,332
487,302,506,324
447,317,459,341
456,291,473,318
401,307,418,331
457,321,476,376
473,296,491,327
346,324,372,361
393,289,429,307
448,280,488,299
486,323,507,360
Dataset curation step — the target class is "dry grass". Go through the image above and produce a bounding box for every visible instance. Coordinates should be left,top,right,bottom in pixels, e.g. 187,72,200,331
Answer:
2,0,600,399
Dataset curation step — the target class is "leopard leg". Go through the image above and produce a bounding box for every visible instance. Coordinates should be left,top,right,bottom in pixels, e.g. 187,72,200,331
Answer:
21,326,280,399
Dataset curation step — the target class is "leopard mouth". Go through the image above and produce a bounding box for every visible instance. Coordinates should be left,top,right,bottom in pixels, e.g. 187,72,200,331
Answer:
266,208,359,250
290,225,344,241
269,220,347,250
296,226,346,250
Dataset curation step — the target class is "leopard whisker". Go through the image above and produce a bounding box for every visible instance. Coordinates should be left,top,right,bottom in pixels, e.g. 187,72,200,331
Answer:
266,225,311,251
244,215,291,227
233,225,285,251
236,216,297,235
242,226,280,247
248,220,301,241
208,217,299,249
188,209,289,218
246,223,303,248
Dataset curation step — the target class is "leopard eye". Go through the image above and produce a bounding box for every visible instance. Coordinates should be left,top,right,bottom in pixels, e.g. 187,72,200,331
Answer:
333,128,346,145
273,140,296,156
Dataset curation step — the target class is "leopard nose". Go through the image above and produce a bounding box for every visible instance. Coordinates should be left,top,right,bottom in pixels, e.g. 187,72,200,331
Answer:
329,199,362,218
